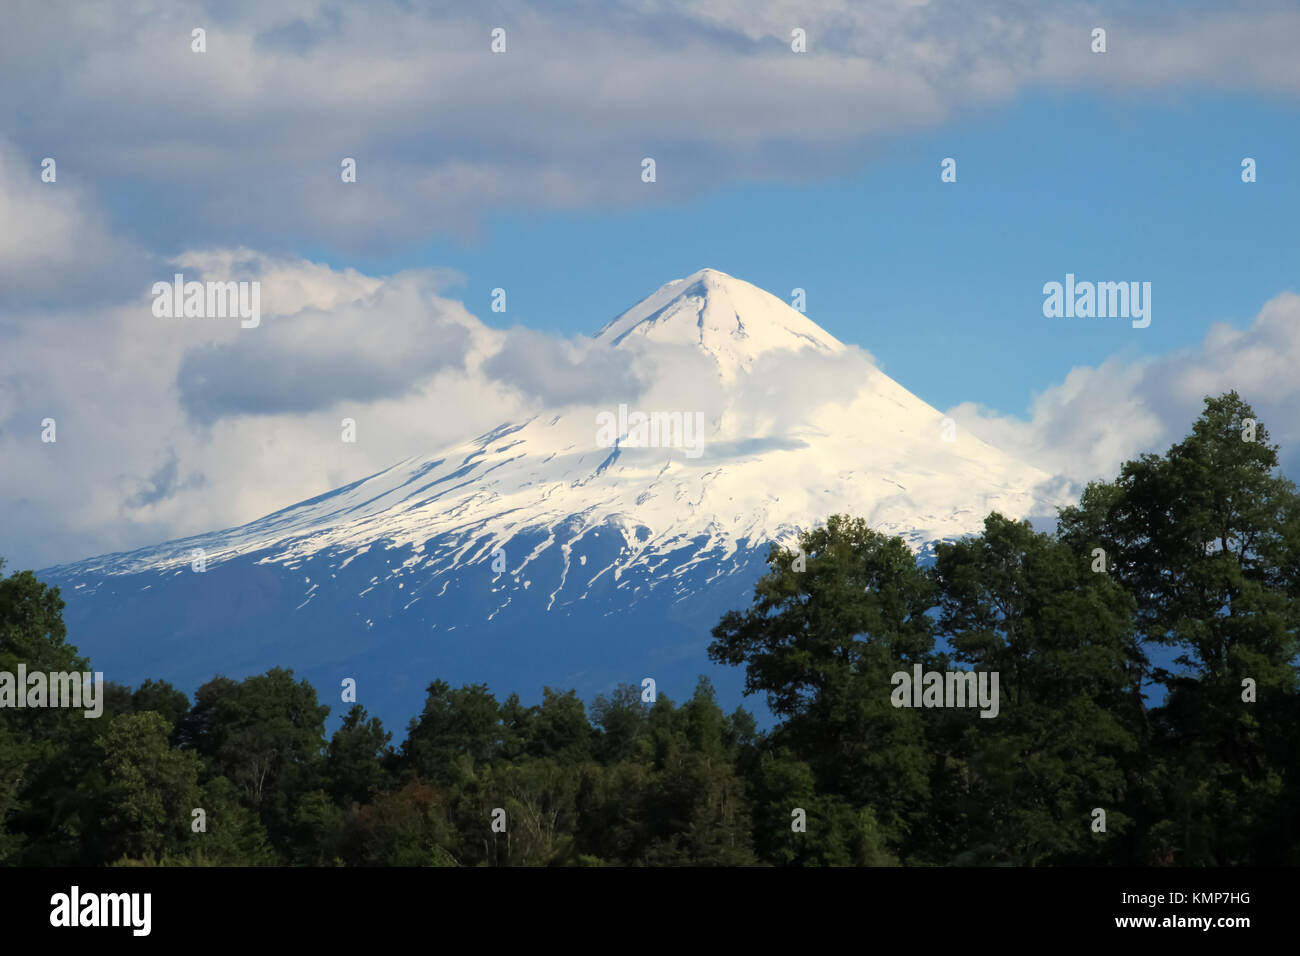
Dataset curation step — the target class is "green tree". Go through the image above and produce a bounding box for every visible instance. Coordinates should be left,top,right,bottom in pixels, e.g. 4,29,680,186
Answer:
179,668,329,858
710,516,937,850
0,559,102,864
932,513,1140,864
327,705,393,807
85,711,203,863
1058,393,1300,864
639,679,756,866
341,780,457,866
402,681,501,784
590,683,650,764
133,679,191,734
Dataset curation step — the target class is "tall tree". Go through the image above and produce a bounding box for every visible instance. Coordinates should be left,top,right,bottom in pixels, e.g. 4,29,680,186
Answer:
0,560,102,864
179,668,329,856
402,681,501,784
932,512,1140,864
710,517,936,849
327,704,393,807
84,711,203,864
1058,392,1300,864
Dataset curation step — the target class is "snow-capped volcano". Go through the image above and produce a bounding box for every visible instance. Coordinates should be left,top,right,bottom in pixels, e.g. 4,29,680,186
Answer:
43,269,1067,726
59,267,1060,586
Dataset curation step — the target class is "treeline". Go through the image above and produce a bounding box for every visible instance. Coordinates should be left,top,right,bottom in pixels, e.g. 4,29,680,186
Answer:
2,392,1298,866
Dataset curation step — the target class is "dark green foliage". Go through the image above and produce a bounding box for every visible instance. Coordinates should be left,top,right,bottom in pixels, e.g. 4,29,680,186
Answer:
83,712,203,863
1056,392,1300,864
176,668,329,856
709,517,936,847
930,513,1140,864
401,680,500,783
327,705,393,808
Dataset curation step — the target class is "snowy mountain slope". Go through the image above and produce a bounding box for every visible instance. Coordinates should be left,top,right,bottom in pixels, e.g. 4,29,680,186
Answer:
41,269,1070,727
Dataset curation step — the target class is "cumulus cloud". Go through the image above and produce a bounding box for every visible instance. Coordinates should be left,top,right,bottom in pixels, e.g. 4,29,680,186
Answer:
481,328,651,407
0,143,150,308
177,270,481,424
725,345,880,439
951,291,1300,490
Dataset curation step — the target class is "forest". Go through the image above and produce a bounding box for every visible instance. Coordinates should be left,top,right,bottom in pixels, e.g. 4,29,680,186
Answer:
1,392,1296,866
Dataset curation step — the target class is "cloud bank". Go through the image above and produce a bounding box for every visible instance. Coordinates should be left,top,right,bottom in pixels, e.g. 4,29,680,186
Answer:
2,1,1298,251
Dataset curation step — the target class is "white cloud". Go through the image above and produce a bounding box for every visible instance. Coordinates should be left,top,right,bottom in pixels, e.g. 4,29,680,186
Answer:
0,143,149,307
951,291,1300,491
174,265,483,424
